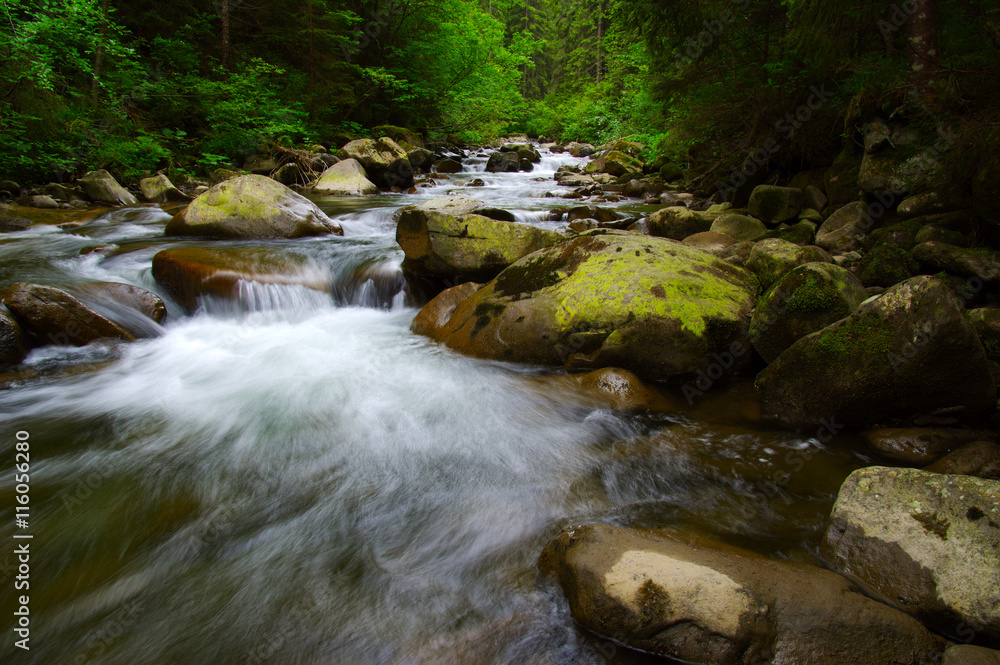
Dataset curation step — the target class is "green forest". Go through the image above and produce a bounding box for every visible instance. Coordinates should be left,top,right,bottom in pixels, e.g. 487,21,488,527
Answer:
3,0,1000,194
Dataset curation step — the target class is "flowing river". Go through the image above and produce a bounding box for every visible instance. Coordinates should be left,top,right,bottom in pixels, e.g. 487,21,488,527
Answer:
0,148,871,664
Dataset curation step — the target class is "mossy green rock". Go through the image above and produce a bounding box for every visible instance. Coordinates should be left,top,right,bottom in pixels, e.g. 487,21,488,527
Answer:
763,220,817,245
584,150,642,177
395,207,563,283
658,163,683,182
858,243,918,288
912,242,1000,285
648,206,718,240
78,169,137,206
859,149,946,194
822,467,1000,645
338,137,413,188
139,174,190,204
371,124,424,149
306,158,378,196
968,308,1000,363
746,238,833,290
167,175,343,239
710,213,767,241
750,263,867,363
412,230,759,382
756,276,997,426
747,185,803,225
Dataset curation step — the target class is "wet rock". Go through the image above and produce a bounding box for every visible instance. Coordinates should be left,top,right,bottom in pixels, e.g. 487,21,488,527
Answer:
566,205,622,224
166,175,343,239
710,214,767,241
432,158,463,174
395,208,562,284
486,151,520,173
747,185,803,225
338,137,413,189
0,309,25,368
822,466,1000,645
647,206,717,240
78,169,137,206
861,427,998,465
306,158,379,196
417,197,489,217
583,151,642,178
750,263,867,364
756,276,997,426
139,174,190,204
912,242,1000,285
15,195,59,209
923,441,1000,479
72,282,167,337
410,282,483,338
816,201,874,253
2,283,136,347
501,143,541,163
412,230,758,383
406,147,434,170
541,522,946,665
745,238,833,290
151,247,331,310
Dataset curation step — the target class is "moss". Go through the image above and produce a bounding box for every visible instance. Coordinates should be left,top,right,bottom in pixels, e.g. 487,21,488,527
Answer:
859,244,916,288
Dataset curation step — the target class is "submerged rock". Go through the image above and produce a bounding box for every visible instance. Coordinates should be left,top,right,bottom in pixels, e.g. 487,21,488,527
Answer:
540,522,945,664
755,276,997,426
151,247,331,310
306,158,379,196
166,175,342,239
395,208,562,284
411,230,758,383
822,466,1000,645
3,283,136,347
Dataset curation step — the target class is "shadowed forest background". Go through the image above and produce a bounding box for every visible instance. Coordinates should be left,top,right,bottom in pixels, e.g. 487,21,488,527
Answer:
2,0,1000,202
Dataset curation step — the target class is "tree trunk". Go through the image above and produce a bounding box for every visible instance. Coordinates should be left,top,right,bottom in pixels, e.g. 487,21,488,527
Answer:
908,0,939,83
220,0,231,69
308,0,315,116
596,0,602,84
91,0,110,103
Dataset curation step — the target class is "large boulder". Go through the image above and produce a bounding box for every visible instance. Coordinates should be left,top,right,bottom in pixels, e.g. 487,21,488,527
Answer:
968,308,1000,363
306,158,379,196
0,309,25,368
337,137,414,189
395,208,562,283
564,142,596,157
2,283,136,347
745,238,833,290
859,148,946,195
417,197,488,217
710,214,767,241
540,523,946,665
411,230,759,382
861,427,997,465
151,247,331,311
822,466,1000,645
371,124,424,149
912,242,1000,285
584,150,642,178
78,169,137,206
747,185,803,225
166,175,342,239
485,151,520,173
756,276,997,426
501,143,541,163
749,262,868,363
410,282,483,338
139,174,190,204
816,201,875,253
648,206,717,240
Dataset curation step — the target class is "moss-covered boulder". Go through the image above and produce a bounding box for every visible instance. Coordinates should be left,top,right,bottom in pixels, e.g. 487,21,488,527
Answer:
78,169,137,206
417,197,488,217
745,238,833,290
485,151,520,173
914,224,969,247
710,213,767,241
501,143,541,163
825,149,863,208
858,242,918,287
151,247,331,310
139,174,190,204
540,523,946,665
859,148,946,195
583,150,642,178
924,441,1000,479
747,185,803,225
3,283,136,347
306,158,379,196
395,208,563,284
755,276,997,426
371,124,424,149
816,201,874,253
822,467,1000,645
861,427,997,465
659,162,683,182
411,230,759,382
564,141,596,157
912,242,1000,285
968,308,1000,363
166,175,342,239
0,309,25,368
648,206,717,240
406,147,434,170
337,137,414,189
750,263,867,363
762,220,817,245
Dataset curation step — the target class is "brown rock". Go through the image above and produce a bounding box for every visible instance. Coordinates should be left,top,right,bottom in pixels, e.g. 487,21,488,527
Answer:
3,283,135,347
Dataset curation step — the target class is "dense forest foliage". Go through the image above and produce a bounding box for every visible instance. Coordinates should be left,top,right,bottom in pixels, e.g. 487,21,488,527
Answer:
3,0,999,189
